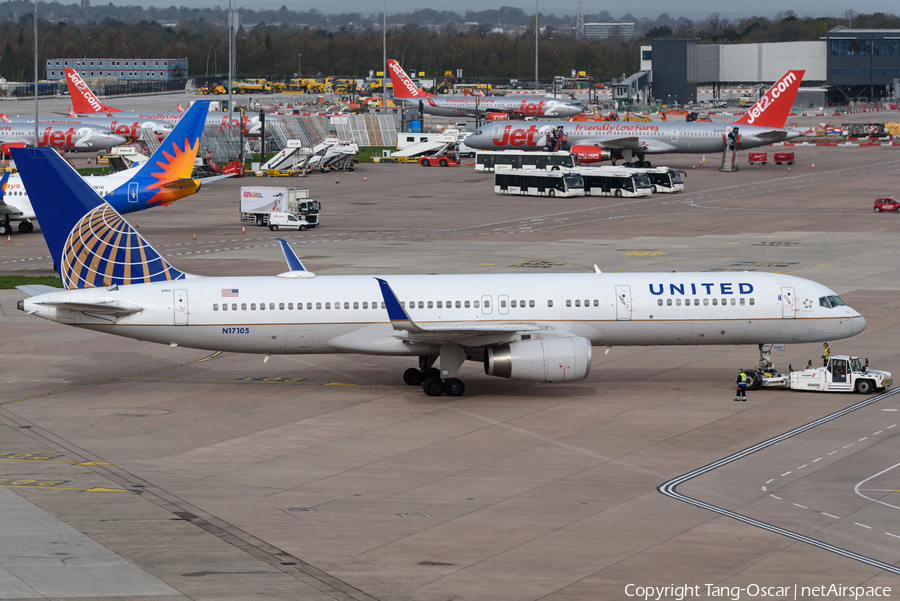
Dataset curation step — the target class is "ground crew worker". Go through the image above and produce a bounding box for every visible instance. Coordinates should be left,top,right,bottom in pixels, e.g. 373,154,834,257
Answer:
823,342,831,366
735,369,748,401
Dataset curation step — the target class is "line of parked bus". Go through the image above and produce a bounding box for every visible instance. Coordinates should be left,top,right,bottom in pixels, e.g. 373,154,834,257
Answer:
477,151,685,198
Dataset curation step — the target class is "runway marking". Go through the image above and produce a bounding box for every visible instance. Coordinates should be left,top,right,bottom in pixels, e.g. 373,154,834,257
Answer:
450,407,665,478
823,513,840,519
0,351,231,406
781,471,792,477
890,424,897,427
828,451,838,455
658,387,900,575
884,409,898,412
887,533,900,539
813,458,822,462
859,437,868,441
793,503,808,509
855,462,900,512
766,479,774,484
797,464,808,469
770,495,782,500
874,431,883,435
762,486,767,491
843,444,853,448
856,523,873,529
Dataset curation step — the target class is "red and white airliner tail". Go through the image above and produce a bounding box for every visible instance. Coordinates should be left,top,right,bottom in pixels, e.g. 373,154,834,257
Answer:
64,68,122,114
732,70,804,129
386,60,435,99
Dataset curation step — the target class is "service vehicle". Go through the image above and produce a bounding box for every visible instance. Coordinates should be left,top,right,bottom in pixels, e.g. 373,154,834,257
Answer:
874,197,900,212
475,150,576,172
753,355,891,394
774,151,795,165
748,152,767,165
494,169,585,197
268,211,310,231
240,186,320,227
419,151,460,167
232,79,274,94
197,84,226,95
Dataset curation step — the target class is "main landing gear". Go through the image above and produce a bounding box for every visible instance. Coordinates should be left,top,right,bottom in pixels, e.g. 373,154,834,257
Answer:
402,352,467,397
623,153,651,168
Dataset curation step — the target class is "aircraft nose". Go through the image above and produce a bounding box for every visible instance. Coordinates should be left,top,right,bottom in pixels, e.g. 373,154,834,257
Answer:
850,312,867,336
110,134,127,145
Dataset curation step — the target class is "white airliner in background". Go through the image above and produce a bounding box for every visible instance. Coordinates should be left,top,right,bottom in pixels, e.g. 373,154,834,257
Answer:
14,147,866,397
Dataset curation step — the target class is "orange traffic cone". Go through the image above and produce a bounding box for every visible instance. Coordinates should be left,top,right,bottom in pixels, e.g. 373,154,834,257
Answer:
135,219,139,228
335,178,339,184
87,158,91,165
811,164,815,169
6,234,10,243
242,226,246,234
193,232,196,240
364,176,367,182
788,167,791,172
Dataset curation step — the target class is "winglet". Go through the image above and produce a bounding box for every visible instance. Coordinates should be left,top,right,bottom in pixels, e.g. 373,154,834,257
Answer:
375,277,422,332
0,114,8,124
275,238,315,279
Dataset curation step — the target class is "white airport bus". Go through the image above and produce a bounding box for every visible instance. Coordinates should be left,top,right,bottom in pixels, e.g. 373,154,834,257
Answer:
476,150,576,172
494,169,585,197
597,166,685,193
573,168,653,198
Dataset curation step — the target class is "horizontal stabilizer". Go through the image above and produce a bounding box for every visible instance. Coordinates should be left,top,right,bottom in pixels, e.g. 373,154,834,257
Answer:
16,284,61,297
34,299,144,316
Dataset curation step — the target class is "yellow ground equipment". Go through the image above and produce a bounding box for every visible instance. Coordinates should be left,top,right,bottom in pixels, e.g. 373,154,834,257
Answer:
623,113,652,122
197,84,226,95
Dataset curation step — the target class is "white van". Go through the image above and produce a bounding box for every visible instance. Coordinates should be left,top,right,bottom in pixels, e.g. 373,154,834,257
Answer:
268,212,310,231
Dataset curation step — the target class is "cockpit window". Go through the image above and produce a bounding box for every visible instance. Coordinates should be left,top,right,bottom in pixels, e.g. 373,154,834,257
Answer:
820,295,847,309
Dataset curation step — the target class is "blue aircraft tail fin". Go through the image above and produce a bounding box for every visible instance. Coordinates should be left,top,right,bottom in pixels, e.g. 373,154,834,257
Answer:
11,147,185,290
133,100,210,184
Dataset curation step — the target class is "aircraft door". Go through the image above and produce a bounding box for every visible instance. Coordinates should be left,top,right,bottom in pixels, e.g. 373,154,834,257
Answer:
671,129,678,143
781,286,795,319
128,182,139,204
615,285,632,321
498,295,509,315
173,289,188,325
481,295,493,315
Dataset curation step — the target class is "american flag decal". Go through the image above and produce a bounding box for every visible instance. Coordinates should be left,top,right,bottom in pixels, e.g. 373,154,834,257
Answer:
221,289,239,297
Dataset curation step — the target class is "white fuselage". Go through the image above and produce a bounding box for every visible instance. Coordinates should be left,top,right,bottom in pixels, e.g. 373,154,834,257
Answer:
2,168,140,221
22,272,865,357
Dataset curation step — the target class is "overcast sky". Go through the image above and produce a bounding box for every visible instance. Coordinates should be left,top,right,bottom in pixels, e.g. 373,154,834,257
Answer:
172,0,896,20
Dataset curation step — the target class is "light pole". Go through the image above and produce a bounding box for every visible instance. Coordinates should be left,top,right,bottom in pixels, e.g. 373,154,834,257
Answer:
227,0,232,115
534,0,538,91
382,0,386,111
298,52,301,78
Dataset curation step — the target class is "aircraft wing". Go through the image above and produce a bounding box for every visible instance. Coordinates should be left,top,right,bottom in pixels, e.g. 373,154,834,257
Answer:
197,174,234,184
31,299,144,316
578,136,645,150
754,130,791,142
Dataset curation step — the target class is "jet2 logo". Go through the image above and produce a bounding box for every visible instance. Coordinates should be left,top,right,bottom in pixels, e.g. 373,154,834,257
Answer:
66,71,103,112
390,63,421,96
745,71,797,125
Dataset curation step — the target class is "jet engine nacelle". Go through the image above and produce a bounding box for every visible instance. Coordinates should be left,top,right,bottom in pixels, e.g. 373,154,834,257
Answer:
570,145,611,164
0,142,27,158
484,337,592,382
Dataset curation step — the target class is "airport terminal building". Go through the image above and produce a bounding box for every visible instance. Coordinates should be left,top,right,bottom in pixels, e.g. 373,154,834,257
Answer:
648,28,900,103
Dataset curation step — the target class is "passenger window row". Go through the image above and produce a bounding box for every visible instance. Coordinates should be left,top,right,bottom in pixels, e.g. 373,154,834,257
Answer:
657,298,755,306
565,299,600,308
214,301,387,311
211,299,543,311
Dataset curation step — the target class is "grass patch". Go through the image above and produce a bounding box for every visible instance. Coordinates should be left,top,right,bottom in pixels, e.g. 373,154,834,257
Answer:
355,146,393,162
76,167,110,176
0,276,62,290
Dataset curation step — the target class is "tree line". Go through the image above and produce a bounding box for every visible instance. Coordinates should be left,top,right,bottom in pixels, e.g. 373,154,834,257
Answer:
0,9,896,84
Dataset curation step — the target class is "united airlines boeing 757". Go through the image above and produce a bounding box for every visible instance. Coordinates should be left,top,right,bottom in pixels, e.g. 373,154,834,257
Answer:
466,70,805,167
14,147,864,396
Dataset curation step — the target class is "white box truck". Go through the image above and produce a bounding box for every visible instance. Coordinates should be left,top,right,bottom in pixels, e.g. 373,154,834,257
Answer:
240,186,320,228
